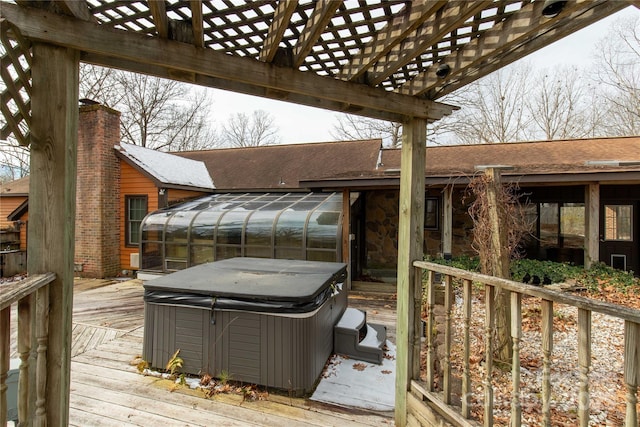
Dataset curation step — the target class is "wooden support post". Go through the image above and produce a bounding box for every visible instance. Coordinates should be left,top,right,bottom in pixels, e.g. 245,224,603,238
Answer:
28,42,79,426
442,185,453,259
484,168,510,278
584,184,599,269
395,118,426,427
484,167,512,363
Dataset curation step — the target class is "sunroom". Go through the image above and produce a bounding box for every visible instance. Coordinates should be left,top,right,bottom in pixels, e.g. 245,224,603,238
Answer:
139,192,343,276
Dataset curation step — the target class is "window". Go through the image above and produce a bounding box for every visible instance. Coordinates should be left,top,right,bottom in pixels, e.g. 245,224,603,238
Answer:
604,205,633,241
126,196,147,247
425,197,439,230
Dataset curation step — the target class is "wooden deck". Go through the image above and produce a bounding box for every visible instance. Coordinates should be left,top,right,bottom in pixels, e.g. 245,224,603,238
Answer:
10,278,397,426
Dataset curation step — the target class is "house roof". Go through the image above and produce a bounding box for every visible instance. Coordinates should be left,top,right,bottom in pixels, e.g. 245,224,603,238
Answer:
301,136,640,188
115,143,215,191
385,136,640,174
8,198,28,221
0,176,29,196
176,139,383,191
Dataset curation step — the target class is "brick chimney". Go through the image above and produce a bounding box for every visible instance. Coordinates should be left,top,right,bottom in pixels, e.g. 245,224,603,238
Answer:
75,104,121,278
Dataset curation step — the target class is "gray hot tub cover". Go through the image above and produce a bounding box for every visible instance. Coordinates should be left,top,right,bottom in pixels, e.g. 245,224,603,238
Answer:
143,257,347,313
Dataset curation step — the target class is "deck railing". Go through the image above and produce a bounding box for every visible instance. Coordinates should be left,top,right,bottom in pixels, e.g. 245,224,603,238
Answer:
411,260,640,427
1,273,56,426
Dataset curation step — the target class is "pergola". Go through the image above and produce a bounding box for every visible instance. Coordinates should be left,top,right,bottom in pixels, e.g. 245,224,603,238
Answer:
0,1,635,425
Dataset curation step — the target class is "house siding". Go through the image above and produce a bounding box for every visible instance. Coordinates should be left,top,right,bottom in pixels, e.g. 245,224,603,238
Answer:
120,161,159,271
0,196,26,229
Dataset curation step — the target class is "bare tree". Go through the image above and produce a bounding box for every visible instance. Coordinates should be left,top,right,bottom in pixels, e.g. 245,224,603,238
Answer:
592,16,640,136
331,114,402,148
448,62,533,144
331,112,458,147
526,66,595,140
220,110,280,148
80,65,217,151
0,137,29,182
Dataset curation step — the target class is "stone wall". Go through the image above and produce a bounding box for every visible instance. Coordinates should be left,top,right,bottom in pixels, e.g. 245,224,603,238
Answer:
363,188,476,271
75,105,121,278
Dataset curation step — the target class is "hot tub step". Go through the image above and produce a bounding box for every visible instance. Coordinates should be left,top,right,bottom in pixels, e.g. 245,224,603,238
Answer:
334,307,387,364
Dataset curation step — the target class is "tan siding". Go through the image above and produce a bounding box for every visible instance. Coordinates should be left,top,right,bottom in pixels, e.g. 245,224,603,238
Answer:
120,161,159,271
0,196,27,229
20,212,28,250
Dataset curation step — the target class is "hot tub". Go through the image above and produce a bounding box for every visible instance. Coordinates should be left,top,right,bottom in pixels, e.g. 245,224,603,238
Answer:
142,257,347,394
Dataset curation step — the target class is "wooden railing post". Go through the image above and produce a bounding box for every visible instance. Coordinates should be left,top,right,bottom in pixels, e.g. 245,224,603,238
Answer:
577,309,591,427
484,285,495,427
510,292,522,427
34,285,49,426
443,274,453,404
425,270,436,391
1,306,9,425
541,299,554,427
624,320,640,426
18,294,33,424
461,278,472,418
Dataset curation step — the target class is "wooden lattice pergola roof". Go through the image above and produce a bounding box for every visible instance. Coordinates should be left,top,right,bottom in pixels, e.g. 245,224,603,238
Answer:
0,0,633,146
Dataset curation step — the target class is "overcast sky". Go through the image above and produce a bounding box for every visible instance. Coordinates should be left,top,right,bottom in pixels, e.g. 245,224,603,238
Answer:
207,5,640,146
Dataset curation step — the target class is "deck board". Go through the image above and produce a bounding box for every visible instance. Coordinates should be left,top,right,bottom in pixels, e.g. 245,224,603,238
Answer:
8,277,396,426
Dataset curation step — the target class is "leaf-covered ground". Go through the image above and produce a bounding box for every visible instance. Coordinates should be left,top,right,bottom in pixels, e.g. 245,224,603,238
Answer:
423,277,640,426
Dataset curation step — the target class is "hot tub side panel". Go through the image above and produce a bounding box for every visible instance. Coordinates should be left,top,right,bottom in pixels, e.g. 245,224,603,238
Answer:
209,288,347,394
143,303,212,375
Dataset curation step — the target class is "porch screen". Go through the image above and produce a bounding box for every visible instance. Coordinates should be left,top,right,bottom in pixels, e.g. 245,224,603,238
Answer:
140,192,343,272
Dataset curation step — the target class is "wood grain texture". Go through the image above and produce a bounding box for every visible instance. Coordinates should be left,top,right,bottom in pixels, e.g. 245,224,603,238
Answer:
395,118,426,427
585,184,600,268
29,42,79,426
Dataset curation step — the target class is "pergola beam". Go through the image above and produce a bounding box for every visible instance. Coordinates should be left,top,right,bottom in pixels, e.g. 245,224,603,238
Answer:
56,0,94,21
338,0,446,82
401,0,625,99
367,0,492,86
292,0,342,68
259,0,298,63
189,0,205,48
0,2,454,122
148,0,169,39
81,51,424,123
